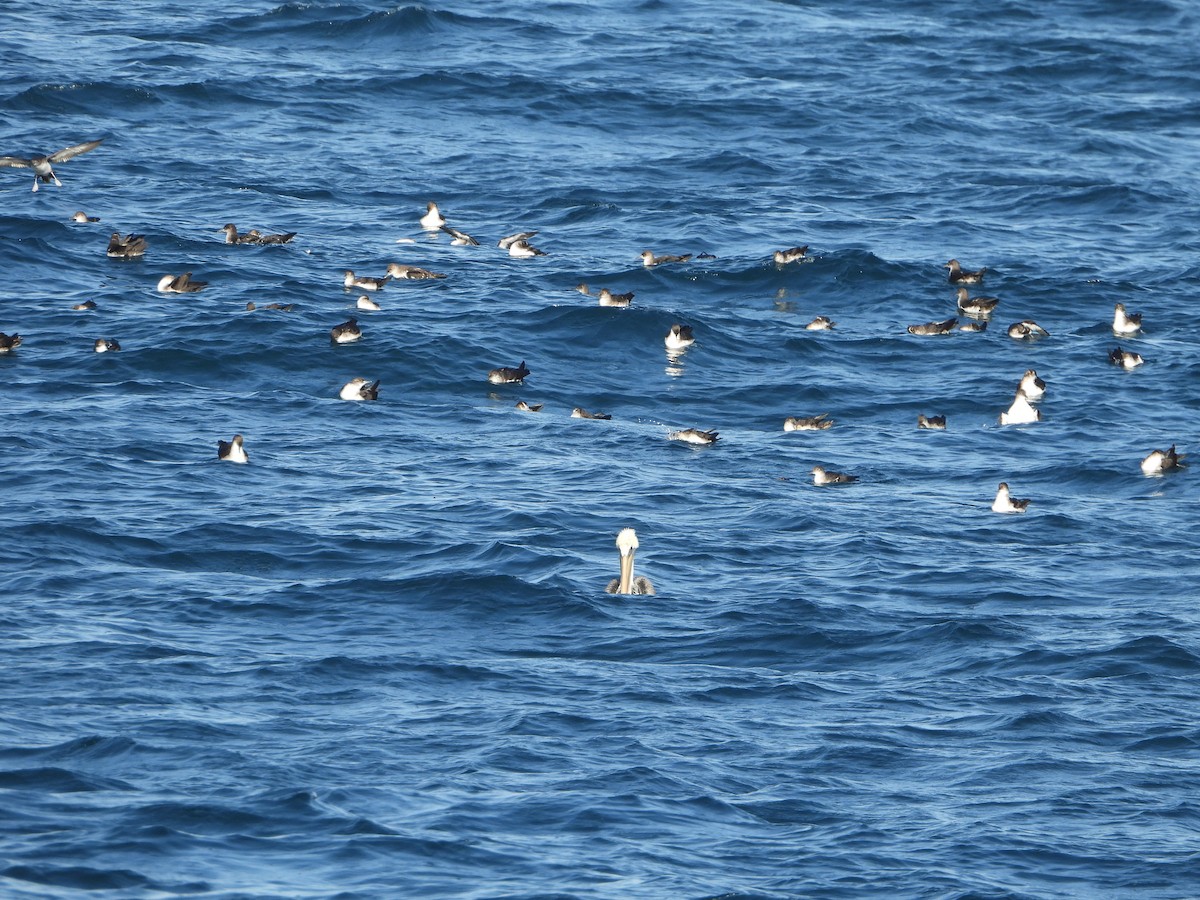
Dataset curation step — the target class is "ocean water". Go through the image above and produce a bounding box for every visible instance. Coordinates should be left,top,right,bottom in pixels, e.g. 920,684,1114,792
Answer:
2,1,1200,897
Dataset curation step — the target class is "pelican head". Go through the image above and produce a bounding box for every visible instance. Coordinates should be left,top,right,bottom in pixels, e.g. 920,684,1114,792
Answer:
606,527,655,595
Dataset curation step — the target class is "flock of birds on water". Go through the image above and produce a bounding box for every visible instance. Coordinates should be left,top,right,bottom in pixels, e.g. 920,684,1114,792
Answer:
0,138,1189,595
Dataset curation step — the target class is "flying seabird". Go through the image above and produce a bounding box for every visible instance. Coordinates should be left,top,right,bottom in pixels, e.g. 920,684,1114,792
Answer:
330,318,362,343
605,527,655,595
597,288,634,307
107,232,147,258
0,139,103,191
0,332,23,353
1019,369,1046,400
420,202,445,231
918,414,947,429
641,250,692,266
1110,347,1144,368
945,259,986,283
784,414,833,431
571,407,612,420
339,377,379,401
1113,302,1142,335
665,324,695,350
991,482,1029,513
955,287,999,317
488,360,530,384
907,318,957,335
811,465,857,485
773,246,809,265
498,231,537,250
156,272,208,293
343,270,390,291
508,238,546,258
440,224,479,246
668,428,718,445
1000,389,1041,425
1140,445,1186,476
1007,320,1049,340
385,263,446,280
805,316,835,331
217,434,249,464
93,338,120,353
71,211,99,223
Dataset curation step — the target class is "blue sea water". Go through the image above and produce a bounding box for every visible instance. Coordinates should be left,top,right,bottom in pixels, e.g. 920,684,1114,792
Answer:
3,0,1200,896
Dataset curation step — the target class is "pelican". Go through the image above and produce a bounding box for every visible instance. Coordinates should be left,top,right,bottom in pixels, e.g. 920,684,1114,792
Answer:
0,139,103,191
217,434,249,464
605,527,655,595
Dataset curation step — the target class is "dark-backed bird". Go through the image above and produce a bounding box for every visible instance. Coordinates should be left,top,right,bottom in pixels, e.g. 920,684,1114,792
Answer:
0,139,103,191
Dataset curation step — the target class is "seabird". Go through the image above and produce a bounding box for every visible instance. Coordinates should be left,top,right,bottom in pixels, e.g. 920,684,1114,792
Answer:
498,231,537,250
107,232,147,258
773,246,809,265
72,300,97,311
488,360,530,384
356,295,381,311
156,272,208,293
945,259,986,283
956,287,999,317
508,238,546,258
339,377,379,401
575,283,591,296
1141,445,1186,476
959,320,988,332
245,228,296,245
811,465,857,485
571,407,612,420
1000,389,1041,425
246,302,294,312
440,225,479,246
1007,320,1049,340
605,527,655,595
918,414,947,429
71,211,99,223
784,414,833,431
0,139,103,191
805,316,835,331
665,324,695,350
330,318,362,344
515,401,543,412
641,250,692,266
907,318,957,336
420,201,445,231
597,288,633,307
1113,302,1142,335
1019,369,1046,400
343,270,390,291
668,428,718,445
217,434,249,464
385,262,446,280
1110,346,1144,368
992,482,1029,513
0,332,23,352
93,338,120,353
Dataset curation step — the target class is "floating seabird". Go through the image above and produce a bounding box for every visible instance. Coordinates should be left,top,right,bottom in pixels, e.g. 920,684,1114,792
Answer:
488,360,530,384
217,434,249,464
340,377,379,401
343,270,390,291
1113,302,1142,335
597,288,633,307
156,272,208,293
606,527,655,595
0,332,23,352
1141,445,1186,476
1019,369,1046,400
498,231,537,250
784,414,833,431
330,318,362,344
508,238,546,258
107,232,147,258
385,262,446,280
420,201,445,231
805,316,835,331
71,211,99,223
665,324,695,350
992,482,1029,513
93,338,120,353
515,401,543,412
959,320,988,332
812,465,857,485
0,139,103,191
1000,389,1041,425
356,295,381,311
575,283,591,296
440,224,479,246
246,302,294,312
669,428,718,445
641,250,692,266
247,228,296,245
72,300,97,311
220,224,253,244
955,287,999,317
907,317,957,335
918,414,947,429
1110,346,1144,368
1007,320,1049,340
945,259,986,283
773,246,809,265
571,407,612,420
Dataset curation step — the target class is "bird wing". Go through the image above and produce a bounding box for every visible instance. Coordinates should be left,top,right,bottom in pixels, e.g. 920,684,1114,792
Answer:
48,139,104,163
0,156,34,168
